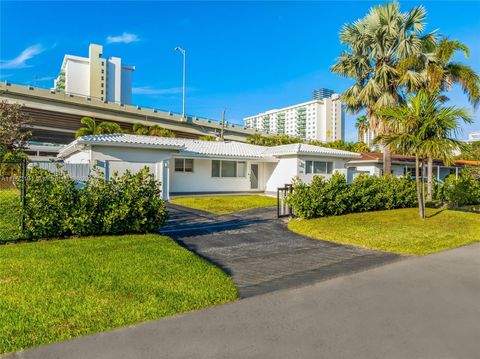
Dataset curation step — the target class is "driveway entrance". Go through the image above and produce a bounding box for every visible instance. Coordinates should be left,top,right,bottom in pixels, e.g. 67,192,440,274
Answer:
162,204,401,297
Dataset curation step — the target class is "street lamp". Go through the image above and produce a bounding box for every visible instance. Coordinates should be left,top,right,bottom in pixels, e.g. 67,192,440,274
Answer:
174,46,186,118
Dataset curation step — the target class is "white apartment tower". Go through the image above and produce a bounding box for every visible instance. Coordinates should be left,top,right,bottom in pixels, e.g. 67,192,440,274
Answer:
243,95,345,142
53,44,135,104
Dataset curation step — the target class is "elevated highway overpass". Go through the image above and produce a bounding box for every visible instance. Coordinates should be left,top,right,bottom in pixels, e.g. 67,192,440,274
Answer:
0,82,257,145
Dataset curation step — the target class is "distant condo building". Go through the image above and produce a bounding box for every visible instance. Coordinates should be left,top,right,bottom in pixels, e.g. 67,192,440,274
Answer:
243,94,344,142
53,43,135,104
312,88,335,100
362,128,375,147
468,131,480,142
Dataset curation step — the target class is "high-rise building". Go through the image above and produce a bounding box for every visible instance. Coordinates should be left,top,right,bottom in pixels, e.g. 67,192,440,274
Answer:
468,131,480,142
312,88,335,100
243,94,344,142
53,44,135,104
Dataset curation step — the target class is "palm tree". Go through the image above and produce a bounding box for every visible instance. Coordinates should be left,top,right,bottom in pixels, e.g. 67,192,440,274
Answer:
132,123,150,135
97,122,122,134
378,91,472,218
354,116,369,143
398,38,480,200
76,117,123,138
132,123,176,138
332,2,436,175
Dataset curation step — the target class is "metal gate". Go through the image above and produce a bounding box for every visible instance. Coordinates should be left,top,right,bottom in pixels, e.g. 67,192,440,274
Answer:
277,184,293,218
0,160,26,242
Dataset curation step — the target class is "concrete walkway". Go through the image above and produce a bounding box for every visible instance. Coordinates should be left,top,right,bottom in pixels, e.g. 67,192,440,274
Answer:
162,204,400,297
10,243,480,359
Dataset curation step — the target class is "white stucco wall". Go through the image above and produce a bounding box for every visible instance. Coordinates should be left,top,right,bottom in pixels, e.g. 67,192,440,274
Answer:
63,149,91,164
169,157,271,193
265,157,298,192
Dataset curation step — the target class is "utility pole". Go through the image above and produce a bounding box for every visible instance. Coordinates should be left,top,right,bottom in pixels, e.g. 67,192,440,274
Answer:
174,47,186,119
220,110,226,142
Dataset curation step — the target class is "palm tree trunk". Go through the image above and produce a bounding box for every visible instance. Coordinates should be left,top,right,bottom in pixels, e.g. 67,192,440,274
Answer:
415,155,425,219
383,146,392,175
427,156,433,202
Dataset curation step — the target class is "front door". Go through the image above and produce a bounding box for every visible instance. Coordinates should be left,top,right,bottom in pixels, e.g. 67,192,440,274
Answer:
250,164,259,189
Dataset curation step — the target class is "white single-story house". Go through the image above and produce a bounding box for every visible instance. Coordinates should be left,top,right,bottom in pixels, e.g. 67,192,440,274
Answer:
346,152,478,180
58,134,361,199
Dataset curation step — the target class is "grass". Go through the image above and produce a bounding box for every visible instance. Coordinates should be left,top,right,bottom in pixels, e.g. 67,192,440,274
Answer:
288,208,480,256
0,189,22,241
170,195,277,214
0,234,237,354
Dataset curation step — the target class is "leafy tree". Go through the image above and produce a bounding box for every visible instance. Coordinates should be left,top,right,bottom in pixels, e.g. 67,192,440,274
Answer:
354,116,369,143
332,2,435,175
378,91,472,218
75,117,123,138
0,100,31,160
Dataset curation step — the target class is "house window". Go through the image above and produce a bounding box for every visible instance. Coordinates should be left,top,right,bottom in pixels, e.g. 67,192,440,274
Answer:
305,161,333,174
175,158,194,172
212,160,246,178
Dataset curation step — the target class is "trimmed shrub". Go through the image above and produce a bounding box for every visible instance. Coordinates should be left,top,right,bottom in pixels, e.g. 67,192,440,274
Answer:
440,173,480,207
24,166,168,239
287,173,417,219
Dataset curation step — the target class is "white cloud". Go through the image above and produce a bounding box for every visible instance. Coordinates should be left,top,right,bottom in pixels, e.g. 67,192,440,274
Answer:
132,86,183,95
106,32,140,44
0,44,45,69
34,76,54,82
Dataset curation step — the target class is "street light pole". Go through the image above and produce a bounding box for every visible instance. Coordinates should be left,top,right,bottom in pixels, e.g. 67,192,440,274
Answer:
174,47,186,118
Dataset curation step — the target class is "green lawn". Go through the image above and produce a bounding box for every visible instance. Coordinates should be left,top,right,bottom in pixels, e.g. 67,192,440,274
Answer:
0,234,237,354
0,189,22,241
170,195,277,214
288,208,480,256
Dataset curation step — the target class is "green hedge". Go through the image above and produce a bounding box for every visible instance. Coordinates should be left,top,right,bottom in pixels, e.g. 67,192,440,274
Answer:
438,173,480,207
286,173,417,219
24,167,168,239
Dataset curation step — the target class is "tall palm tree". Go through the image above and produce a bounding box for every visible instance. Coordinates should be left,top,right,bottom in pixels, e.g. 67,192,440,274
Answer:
354,116,369,143
378,91,472,218
332,2,436,175
398,38,480,200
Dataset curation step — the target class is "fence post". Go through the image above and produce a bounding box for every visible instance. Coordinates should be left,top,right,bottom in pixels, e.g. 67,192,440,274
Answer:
21,159,27,234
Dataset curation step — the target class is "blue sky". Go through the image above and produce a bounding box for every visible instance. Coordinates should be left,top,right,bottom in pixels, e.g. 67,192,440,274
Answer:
1,1,479,141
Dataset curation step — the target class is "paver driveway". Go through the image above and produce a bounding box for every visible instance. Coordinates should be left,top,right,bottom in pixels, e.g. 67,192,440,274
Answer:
162,204,401,297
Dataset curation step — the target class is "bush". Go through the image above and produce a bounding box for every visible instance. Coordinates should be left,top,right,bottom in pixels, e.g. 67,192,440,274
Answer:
24,166,168,239
287,173,417,219
440,173,480,207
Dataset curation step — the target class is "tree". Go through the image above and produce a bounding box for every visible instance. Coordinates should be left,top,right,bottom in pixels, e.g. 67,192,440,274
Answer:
378,91,472,218
131,123,176,138
398,38,480,200
0,100,32,160
354,116,369,143
75,117,123,138
332,2,435,175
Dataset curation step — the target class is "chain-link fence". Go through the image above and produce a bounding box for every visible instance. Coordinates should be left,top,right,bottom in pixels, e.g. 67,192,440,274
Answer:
0,161,26,242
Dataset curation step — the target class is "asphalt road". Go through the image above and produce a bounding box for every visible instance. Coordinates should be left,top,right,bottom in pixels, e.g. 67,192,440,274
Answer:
8,243,480,359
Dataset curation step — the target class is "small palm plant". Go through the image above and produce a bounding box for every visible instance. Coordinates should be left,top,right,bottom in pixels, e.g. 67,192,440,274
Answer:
377,91,472,219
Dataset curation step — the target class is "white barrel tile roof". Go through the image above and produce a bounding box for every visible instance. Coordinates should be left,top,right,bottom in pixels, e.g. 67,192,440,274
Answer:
61,134,360,159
